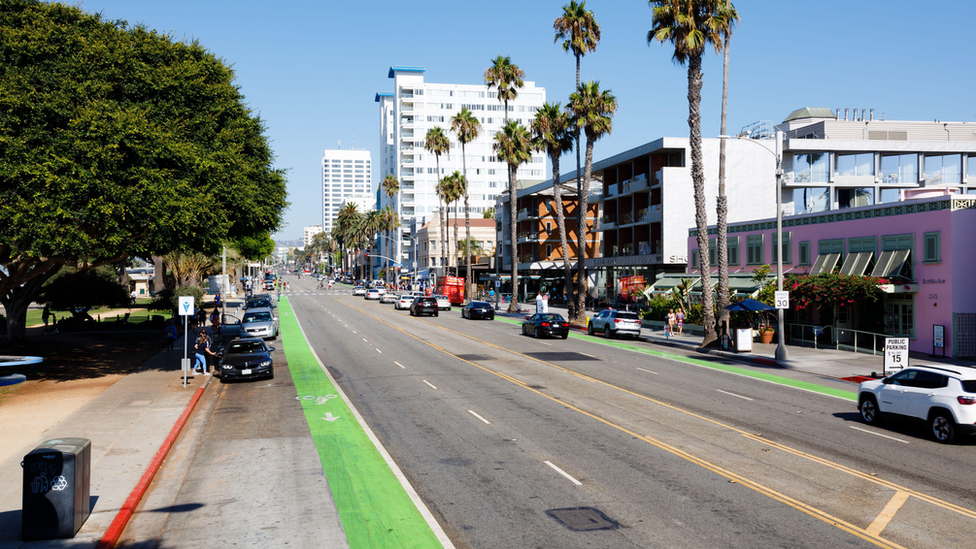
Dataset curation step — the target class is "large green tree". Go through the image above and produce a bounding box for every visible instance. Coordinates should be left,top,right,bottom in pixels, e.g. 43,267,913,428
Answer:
493,120,535,312
567,81,616,324
648,0,726,346
450,108,481,298
0,1,287,343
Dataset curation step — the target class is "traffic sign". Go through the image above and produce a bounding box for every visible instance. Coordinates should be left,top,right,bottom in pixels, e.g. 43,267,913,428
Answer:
774,291,789,310
178,296,195,316
884,337,909,374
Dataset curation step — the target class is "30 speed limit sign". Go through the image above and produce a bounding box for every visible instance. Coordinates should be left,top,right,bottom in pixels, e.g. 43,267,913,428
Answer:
774,291,789,309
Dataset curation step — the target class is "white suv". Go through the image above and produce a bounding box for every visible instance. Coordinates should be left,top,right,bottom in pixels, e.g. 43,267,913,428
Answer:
858,365,976,443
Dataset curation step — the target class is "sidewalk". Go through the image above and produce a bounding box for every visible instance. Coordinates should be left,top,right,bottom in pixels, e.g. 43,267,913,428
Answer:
492,301,976,380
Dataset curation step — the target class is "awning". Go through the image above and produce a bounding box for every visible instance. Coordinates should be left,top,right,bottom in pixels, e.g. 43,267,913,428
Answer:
647,274,699,294
871,249,911,278
839,251,873,276
809,253,841,276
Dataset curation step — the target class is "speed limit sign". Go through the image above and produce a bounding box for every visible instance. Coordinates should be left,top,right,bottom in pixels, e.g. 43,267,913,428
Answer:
774,291,789,310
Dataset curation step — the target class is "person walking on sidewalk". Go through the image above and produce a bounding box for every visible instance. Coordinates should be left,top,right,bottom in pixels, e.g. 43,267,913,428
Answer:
667,309,676,337
193,330,207,374
165,322,178,351
675,308,685,336
42,305,51,329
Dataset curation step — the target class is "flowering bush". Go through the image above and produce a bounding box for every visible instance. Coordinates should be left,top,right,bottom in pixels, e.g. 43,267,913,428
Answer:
784,273,886,311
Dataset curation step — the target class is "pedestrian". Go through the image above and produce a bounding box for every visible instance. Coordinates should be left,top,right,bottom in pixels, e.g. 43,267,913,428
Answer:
193,330,208,374
535,292,543,314
675,308,685,336
666,309,676,337
210,307,221,338
42,305,50,328
165,322,178,351
542,291,550,314
214,292,221,306
203,334,219,375
328,279,333,291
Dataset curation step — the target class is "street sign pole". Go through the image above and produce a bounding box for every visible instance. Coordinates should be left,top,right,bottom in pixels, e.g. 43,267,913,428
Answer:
178,296,195,388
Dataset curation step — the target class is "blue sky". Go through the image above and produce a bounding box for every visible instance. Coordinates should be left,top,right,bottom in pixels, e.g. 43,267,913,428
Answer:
79,0,976,241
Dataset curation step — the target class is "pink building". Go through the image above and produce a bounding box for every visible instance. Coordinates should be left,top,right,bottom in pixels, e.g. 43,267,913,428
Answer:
686,194,976,358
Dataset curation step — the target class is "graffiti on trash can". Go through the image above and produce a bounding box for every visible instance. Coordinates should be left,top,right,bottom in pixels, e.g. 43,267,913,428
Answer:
295,394,339,405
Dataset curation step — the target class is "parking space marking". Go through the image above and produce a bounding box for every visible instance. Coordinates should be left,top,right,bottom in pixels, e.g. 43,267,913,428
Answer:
467,410,491,425
544,461,582,486
717,389,753,401
422,380,438,390
849,426,910,444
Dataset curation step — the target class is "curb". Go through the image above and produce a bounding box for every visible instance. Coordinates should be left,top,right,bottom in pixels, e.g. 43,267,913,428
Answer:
94,382,207,549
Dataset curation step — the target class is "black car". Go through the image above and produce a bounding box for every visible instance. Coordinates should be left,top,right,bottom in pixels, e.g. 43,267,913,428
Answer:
246,297,275,310
521,313,570,339
461,301,495,320
410,297,439,317
219,338,275,382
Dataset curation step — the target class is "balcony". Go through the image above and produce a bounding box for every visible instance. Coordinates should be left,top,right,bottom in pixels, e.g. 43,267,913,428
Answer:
619,211,633,225
517,208,540,221
599,215,617,231
605,185,618,198
517,232,540,244
400,117,415,127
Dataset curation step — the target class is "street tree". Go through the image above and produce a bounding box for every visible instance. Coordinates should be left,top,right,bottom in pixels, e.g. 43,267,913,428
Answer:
451,108,481,298
424,127,451,276
493,120,534,312
715,1,740,334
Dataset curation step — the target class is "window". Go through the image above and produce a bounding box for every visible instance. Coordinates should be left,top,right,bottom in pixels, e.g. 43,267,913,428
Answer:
836,153,875,176
746,235,764,265
923,154,961,184
546,245,552,258
838,188,874,209
727,236,739,267
690,249,700,270
881,154,918,184
871,234,914,278
969,155,976,182
770,231,791,264
923,232,941,263
708,239,717,266
797,241,811,266
792,153,829,183
787,187,829,214
545,222,552,235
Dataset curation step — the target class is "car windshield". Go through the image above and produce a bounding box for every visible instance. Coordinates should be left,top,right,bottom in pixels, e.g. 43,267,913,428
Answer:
227,341,266,354
248,300,271,308
538,314,565,322
470,302,488,307
435,295,448,299
243,312,272,323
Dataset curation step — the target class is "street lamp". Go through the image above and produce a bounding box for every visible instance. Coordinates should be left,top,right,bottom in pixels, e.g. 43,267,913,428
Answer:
718,130,789,361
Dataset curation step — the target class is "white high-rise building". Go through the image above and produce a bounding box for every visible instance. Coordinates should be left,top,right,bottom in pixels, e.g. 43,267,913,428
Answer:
376,66,546,275
303,225,323,248
321,148,372,233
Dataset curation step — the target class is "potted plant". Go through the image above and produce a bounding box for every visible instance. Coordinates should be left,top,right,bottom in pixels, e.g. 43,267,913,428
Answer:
758,323,775,344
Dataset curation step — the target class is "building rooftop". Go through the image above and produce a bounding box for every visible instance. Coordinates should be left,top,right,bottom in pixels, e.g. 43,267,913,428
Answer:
783,107,837,123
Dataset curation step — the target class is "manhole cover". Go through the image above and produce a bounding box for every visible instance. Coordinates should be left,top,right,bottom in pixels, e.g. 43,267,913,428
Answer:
215,407,246,414
454,354,494,361
546,507,618,531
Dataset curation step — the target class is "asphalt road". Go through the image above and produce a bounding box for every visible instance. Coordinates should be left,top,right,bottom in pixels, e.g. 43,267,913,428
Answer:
290,278,976,549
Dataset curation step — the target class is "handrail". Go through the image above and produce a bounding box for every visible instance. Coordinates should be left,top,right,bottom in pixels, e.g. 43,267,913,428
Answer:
786,323,910,356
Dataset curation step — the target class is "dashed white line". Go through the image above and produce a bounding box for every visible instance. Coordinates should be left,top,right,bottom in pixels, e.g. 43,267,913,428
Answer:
717,389,753,401
376,348,382,354
362,338,368,343
580,352,597,358
394,362,406,369
352,330,357,334
467,410,491,425
539,341,552,346
849,425,910,444
636,367,659,375
422,380,438,390
544,461,582,486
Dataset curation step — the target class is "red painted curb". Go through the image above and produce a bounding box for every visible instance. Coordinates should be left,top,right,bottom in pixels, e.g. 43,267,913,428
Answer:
95,384,206,549
752,357,779,367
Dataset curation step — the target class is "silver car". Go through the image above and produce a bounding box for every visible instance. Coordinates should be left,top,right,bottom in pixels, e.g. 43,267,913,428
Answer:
587,309,642,339
242,307,278,340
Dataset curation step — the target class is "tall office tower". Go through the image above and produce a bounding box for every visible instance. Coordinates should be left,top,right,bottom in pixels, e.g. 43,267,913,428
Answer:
376,66,546,275
321,148,372,234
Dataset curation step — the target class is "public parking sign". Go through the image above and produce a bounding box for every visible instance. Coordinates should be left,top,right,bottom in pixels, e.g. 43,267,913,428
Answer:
178,296,195,316
884,337,909,375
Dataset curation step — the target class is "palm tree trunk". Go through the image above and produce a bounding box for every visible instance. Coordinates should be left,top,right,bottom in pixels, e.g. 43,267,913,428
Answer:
508,163,519,312
572,53,583,316
552,156,573,317
688,53,717,346
452,201,459,276
716,27,731,338
436,157,445,279
572,135,593,325
462,147,473,301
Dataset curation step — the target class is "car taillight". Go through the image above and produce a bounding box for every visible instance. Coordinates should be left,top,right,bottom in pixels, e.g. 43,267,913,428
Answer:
562,323,568,327
541,322,550,327
614,319,621,323
957,396,976,405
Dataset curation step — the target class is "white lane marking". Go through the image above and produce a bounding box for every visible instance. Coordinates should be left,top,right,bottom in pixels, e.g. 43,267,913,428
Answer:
376,348,382,354
423,380,438,390
468,410,491,425
539,341,552,346
849,425,910,444
362,338,368,342
352,330,357,334
717,389,754,401
544,461,582,486
580,352,597,358
394,362,406,369
636,367,659,375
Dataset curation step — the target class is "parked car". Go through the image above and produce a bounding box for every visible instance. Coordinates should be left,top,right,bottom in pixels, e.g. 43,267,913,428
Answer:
241,307,277,339
587,309,642,339
396,295,416,310
433,294,451,310
379,292,398,304
220,313,243,340
219,338,274,382
353,286,367,296
522,313,570,339
461,301,494,320
410,297,439,317
858,365,976,443
365,289,381,300
246,296,275,310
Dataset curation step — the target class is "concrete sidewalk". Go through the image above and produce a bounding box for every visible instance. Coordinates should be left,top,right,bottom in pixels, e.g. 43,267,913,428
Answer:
0,343,205,548
493,301,976,380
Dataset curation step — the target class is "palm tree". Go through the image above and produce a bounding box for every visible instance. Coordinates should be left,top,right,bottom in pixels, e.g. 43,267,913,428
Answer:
715,1,740,335
382,174,400,282
484,55,525,125
649,0,726,346
554,1,601,284
361,209,384,280
532,102,575,316
483,207,495,219
451,108,481,299
335,203,360,277
440,171,466,275
380,205,401,284
567,81,617,325
494,120,534,312
425,127,450,278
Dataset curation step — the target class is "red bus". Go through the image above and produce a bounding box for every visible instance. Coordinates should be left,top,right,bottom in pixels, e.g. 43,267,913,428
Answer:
435,276,466,306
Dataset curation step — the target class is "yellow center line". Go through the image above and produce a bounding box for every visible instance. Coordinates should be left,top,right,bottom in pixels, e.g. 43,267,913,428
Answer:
867,491,911,537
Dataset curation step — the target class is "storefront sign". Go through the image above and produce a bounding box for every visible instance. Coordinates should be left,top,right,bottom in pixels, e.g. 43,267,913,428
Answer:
922,278,946,284
884,338,909,374
932,325,946,357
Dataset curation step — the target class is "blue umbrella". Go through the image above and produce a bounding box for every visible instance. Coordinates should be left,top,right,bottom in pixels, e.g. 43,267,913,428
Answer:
725,298,775,312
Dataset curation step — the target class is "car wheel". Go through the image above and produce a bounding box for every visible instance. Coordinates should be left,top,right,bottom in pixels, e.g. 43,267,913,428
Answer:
587,323,594,335
522,325,527,336
269,368,275,380
409,309,415,316
604,325,612,339
434,311,439,317
533,327,540,339
931,411,956,444
859,396,881,424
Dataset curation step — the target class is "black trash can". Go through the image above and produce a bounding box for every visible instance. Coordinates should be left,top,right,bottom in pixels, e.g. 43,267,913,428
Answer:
22,437,91,541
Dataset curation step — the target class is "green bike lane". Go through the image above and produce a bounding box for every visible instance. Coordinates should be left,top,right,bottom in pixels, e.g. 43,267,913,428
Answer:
277,296,452,549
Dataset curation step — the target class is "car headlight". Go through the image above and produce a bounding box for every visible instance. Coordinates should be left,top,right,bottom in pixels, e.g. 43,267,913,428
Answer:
259,360,272,367
222,364,233,370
